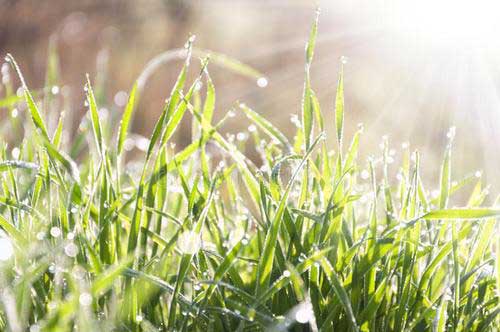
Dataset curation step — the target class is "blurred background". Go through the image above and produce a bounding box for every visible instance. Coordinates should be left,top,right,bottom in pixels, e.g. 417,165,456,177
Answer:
1,0,500,192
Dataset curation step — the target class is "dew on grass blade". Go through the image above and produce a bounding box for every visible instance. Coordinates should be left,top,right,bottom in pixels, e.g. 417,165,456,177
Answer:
50,227,61,238
257,77,268,88
64,243,78,257
295,302,314,324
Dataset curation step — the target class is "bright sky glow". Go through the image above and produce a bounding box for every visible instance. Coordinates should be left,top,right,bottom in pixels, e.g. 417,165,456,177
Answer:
388,0,500,51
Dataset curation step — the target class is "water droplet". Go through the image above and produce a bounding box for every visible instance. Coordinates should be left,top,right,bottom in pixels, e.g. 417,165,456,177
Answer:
475,170,482,178
227,110,236,118
283,270,291,278
11,108,18,118
236,132,247,141
295,302,314,324
360,170,370,180
1,63,9,74
194,81,203,91
248,308,256,321
36,232,45,240
29,324,41,332
50,227,61,238
257,77,268,88
114,91,128,107
64,243,78,257
0,236,14,261
340,56,348,64
290,114,300,127
51,86,60,95
136,314,143,322
11,147,20,160
79,292,92,306
402,142,409,149
135,137,150,152
248,124,257,133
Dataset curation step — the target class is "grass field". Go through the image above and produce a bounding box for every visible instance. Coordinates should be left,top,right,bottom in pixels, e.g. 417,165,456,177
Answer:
0,14,499,331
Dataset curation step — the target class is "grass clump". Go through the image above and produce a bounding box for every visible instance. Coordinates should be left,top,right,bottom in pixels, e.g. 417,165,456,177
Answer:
0,14,499,332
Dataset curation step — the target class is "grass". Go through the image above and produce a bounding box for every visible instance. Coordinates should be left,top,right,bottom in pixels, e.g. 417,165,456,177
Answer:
0,13,499,332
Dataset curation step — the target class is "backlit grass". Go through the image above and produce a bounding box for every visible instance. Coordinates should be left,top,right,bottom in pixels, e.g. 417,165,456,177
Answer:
0,13,498,332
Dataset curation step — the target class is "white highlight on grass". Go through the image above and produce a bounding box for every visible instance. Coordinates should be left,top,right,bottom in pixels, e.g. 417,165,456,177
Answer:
178,231,201,255
0,236,14,261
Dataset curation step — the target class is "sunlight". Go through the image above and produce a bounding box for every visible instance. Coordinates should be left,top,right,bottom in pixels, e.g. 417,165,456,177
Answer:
389,0,500,52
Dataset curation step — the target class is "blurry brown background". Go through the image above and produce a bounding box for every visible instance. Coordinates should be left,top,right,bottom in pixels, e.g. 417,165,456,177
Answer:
1,0,499,193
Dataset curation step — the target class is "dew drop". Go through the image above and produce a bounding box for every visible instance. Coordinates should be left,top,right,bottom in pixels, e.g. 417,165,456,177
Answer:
11,147,20,160
114,91,128,107
256,77,268,88
1,63,9,74
295,302,314,324
64,243,78,257
29,324,41,332
79,292,92,306
50,227,62,238
51,86,60,95
236,132,247,141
